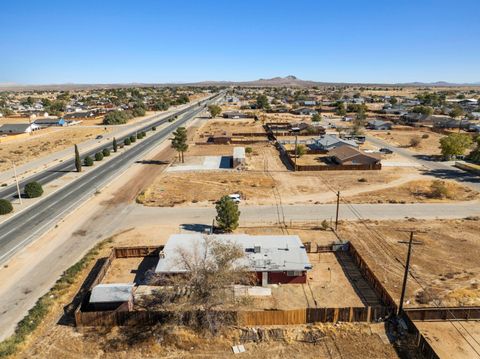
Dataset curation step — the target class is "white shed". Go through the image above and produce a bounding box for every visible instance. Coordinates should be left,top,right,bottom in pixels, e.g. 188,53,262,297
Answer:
233,147,246,168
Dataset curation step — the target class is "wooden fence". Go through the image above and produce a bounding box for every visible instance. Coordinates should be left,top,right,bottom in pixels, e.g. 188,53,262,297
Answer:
114,246,161,258
404,306,480,321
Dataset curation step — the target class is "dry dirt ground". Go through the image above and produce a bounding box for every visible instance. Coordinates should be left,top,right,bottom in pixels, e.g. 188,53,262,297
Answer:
0,127,108,171
369,128,446,155
337,218,480,308
139,140,476,207
413,320,480,359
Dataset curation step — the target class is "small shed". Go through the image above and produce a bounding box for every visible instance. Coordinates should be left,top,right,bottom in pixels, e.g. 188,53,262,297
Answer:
89,283,134,311
233,147,246,168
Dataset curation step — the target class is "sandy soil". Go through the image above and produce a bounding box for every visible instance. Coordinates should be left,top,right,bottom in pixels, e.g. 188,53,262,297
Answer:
0,127,108,171
369,129,445,155
345,179,479,203
414,321,480,359
338,218,480,307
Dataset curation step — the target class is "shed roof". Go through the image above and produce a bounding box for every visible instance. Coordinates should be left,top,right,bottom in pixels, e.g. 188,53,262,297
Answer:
90,283,134,303
155,234,312,274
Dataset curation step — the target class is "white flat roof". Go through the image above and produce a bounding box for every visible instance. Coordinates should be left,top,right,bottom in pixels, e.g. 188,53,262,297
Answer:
155,234,312,274
233,147,245,159
89,283,134,303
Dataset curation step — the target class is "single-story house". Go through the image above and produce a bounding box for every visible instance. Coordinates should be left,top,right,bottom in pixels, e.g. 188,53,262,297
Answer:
291,108,318,116
0,123,41,134
469,112,480,120
329,145,381,166
89,283,134,311
63,110,97,120
301,100,316,106
155,234,312,285
233,147,246,168
309,134,358,151
222,111,253,119
33,117,66,127
468,123,480,132
366,119,392,130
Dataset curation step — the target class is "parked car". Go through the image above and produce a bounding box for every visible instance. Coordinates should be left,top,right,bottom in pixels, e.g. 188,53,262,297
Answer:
95,135,103,140
228,194,241,203
379,148,393,154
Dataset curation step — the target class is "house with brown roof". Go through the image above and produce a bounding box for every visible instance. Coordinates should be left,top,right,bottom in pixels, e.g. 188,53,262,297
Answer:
329,145,381,166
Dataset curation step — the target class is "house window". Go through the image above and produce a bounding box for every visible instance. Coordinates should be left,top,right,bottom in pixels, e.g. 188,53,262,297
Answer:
286,271,302,276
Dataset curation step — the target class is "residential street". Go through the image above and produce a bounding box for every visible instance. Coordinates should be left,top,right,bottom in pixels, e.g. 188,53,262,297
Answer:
366,135,480,191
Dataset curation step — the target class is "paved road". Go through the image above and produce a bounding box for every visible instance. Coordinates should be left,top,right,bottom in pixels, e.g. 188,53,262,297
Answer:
367,135,480,191
0,93,223,263
124,202,480,227
0,100,212,202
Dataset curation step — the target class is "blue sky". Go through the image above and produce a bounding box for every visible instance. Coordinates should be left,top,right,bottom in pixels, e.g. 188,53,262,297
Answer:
1,0,479,84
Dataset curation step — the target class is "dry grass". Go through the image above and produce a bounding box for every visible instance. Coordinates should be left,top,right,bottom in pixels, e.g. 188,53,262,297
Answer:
345,179,479,203
370,129,445,155
0,127,108,171
338,218,480,307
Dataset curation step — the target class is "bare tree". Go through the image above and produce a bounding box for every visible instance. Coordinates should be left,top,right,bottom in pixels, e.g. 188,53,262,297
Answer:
142,237,256,333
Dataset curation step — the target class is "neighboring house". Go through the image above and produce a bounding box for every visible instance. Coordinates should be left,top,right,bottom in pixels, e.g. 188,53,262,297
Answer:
291,108,318,116
155,234,312,285
470,112,480,120
0,123,41,134
89,283,134,311
222,111,253,119
33,117,66,127
64,110,97,120
366,119,392,130
432,117,469,129
301,100,316,106
468,124,480,132
329,145,381,166
310,134,358,151
233,147,246,168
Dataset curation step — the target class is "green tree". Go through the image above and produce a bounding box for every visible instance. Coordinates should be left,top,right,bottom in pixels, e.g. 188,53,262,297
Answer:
412,105,434,116
171,127,188,163
208,104,222,118
84,156,94,166
449,105,464,118
24,182,43,198
439,133,473,159
102,148,110,157
215,195,240,232
335,102,346,116
311,113,321,122
113,137,118,152
467,136,480,164
103,111,131,125
0,199,13,215
124,138,131,146
95,152,104,161
74,144,82,173
256,94,270,110
389,97,398,105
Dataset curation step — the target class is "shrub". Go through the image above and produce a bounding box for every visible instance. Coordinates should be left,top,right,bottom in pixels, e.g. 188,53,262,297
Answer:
0,199,13,215
95,152,104,161
102,148,110,157
130,135,136,143
358,178,367,182
410,136,421,147
24,182,43,198
142,131,146,137
321,219,329,230
152,126,157,131
430,180,450,199
245,147,253,154
102,110,132,125
84,156,94,166
124,138,131,146
422,134,429,139
136,132,141,140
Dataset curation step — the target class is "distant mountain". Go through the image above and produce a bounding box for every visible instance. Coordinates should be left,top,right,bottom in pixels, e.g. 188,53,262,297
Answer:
1,77,479,91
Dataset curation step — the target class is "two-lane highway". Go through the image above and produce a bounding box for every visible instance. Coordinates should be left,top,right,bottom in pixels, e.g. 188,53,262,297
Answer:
0,92,223,263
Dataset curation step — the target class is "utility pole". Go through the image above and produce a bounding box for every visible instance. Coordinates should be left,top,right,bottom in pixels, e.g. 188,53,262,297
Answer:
335,191,340,230
294,133,298,172
12,161,22,205
397,230,424,316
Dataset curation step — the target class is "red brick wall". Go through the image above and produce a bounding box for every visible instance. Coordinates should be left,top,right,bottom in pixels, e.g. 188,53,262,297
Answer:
254,271,307,284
